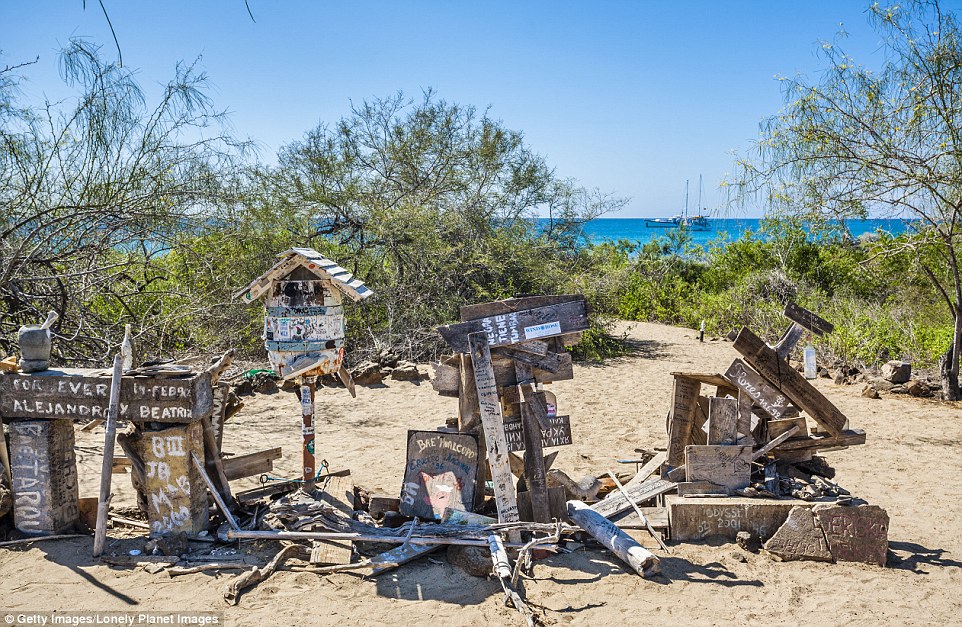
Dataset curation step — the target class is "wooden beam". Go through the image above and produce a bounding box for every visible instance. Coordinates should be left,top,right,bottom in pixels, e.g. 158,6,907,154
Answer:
770,428,866,452
440,299,589,353
774,323,806,359
222,447,283,481
516,366,550,524
93,356,122,558
567,500,660,578
751,425,800,461
732,327,847,436
624,452,667,489
591,476,677,519
724,359,791,420
784,302,835,336
707,397,738,445
459,295,585,321
666,376,701,467
468,333,520,536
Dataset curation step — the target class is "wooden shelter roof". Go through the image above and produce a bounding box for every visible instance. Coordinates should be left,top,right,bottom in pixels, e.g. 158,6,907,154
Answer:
234,247,374,304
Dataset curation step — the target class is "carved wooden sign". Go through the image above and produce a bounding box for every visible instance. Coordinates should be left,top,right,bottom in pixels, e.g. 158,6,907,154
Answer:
503,415,572,453
399,430,479,520
438,299,589,353
0,371,212,423
724,359,789,420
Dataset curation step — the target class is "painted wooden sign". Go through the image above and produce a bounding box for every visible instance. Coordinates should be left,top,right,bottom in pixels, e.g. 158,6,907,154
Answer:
733,327,847,435
684,445,752,493
503,415,572,453
134,422,208,536
399,430,479,520
264,313,344,342
0,370,212,423
438,298,589,353
9,420,80,535
724,359,789,420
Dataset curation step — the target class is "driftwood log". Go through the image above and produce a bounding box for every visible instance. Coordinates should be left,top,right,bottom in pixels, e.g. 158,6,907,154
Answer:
566,500,660,578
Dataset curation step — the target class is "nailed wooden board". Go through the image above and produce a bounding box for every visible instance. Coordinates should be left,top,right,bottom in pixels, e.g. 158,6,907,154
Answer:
732,327,847,436
312,473,356,565
459,295,586,322
609,506,669,530
684,445,752,494
669,372,732,388
591,477,677,519
467,333,520,527
666,376,701,467
784,302,835,336
399,430,479,520
0,370,212,424
707,397,738,445
503,415,572,452
624,452,667,489
439,299,589,353
724,359,791,420
222,447,283,481
768,417,808,441
772,429,866,452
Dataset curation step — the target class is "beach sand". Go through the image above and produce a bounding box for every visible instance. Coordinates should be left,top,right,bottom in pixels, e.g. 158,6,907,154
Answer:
2,321,961,626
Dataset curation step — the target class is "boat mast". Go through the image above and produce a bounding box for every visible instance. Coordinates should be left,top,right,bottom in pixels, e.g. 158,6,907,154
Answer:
697,174,703,217
684,179,689,223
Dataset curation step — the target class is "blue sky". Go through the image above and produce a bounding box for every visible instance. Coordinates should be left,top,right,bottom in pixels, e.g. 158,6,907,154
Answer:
1,1,908,217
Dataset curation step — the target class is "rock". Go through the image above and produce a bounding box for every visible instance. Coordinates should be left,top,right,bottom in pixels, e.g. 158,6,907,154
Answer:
144,532,190,557
818,366,832,379
881,360,912,384
280,378,300,392
378,350,399,368
889,384,908,394
834,371,848,385
351,360,383,385
233,379,253,396
390,361,421,381
906,379,929,397
447,545,491,577
763,506,833,562
253,376,278,395
735,531,760,553
869,377,895,392
861,385,880,399
812,503,889,566
793,456,836,479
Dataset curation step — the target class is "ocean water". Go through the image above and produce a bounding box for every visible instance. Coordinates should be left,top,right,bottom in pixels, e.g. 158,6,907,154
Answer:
569,217,917,249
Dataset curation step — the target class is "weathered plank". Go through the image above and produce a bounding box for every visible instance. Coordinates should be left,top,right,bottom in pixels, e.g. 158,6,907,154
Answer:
9,420,80,535
459,295,585,322
312,473,356,566
767,417,808,441
666,376,702,468
733,327,847,436
724,359,790,420
772,429,866,452
515,363,549,523
774,323,806,359
624,451,667,489
495,346,564,372
440,299,589,353
591,476,677,519
503,415,572,453
784,302,835,336
458,353,480,431
736,390,754,445
668,372,732,388
467,333,520,530
430,362,461,397
707,397,738,445
0,370,212,423
751,425,800,461
222,447,283,481
684,445,752,493
399,430,479,520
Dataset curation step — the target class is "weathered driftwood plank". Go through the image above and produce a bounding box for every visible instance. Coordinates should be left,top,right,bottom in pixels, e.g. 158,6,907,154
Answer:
9,420,80,535
495,347,563,372
684,445,752,493
724,359,790,420
507,450,559,479
591,476,677,519
459,295,585,322
514,363,550,523
222,447,283,481
736,390,755,445
624,452,667,489
707,397,738,445
440,299,589,353
666,376,702,468
503,415,572,453
312,473,355,565
94,356,122,556
751,425,800,461
0,370,212,423
567,500,660,578
458,353,481,431
430,362,461,397
784,302,835,336
732,327,847,436
467,332,520,531
774,323,806,359
771,429,866,452
668,372,732,388
767,417,807,441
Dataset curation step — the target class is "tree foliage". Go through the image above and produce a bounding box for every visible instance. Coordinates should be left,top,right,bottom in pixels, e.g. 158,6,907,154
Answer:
736,0,962,398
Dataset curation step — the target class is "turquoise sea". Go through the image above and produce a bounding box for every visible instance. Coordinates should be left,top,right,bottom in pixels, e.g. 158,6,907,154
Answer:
568,217,917,249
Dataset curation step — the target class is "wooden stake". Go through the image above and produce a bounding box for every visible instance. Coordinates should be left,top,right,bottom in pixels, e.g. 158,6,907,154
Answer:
751,425,800,461
299,378,316,489
200,416,234,507
191,451,241,532
467,332,520,540
515,362,550,523
93,355,122,558
607,470,670,554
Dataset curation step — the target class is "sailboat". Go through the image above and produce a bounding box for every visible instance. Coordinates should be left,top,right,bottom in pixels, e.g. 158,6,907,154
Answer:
644,177,712,230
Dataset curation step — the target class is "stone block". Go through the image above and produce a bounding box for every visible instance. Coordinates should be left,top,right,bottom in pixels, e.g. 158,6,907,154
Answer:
667,495,823,542
9,420,79,535
763,506,832,561
813,503,888,566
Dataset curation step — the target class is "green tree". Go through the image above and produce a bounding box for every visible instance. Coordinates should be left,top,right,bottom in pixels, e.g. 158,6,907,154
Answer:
736,0,962,399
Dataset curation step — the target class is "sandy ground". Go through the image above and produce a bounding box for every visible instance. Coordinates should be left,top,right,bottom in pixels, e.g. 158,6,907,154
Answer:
2,321,962,626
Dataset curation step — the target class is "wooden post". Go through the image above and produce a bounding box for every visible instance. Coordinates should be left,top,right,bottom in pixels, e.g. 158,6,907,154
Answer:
567,500,660,577
467,332,520,536
515,362,550,523
666,376,701,468
300,378,316,490
93,355,123,557
200,416,234,507
737,390,754,446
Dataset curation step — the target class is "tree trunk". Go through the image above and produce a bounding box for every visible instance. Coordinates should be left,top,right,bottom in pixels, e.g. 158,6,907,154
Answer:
941,312,962,401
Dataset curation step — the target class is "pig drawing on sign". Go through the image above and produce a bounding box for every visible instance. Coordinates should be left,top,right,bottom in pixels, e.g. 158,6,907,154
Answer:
420,471,462,517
